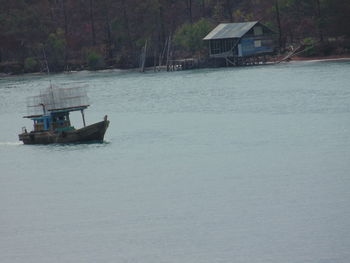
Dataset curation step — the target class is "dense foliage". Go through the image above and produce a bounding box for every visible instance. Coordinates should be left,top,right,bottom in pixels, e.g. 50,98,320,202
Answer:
0,0,349,73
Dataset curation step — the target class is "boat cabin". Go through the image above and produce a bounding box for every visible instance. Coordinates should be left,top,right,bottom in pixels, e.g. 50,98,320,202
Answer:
26,106,88,132
23,85,90,133
32,112,71,132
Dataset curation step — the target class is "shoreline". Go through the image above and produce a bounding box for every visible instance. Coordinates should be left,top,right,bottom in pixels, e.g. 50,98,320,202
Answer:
1,55,349,78
290,54,350,62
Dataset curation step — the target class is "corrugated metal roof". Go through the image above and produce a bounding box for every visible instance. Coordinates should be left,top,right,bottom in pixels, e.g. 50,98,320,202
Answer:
203,21,259,40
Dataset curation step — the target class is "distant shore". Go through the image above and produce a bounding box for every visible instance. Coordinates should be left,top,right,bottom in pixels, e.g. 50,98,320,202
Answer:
1,54,350,78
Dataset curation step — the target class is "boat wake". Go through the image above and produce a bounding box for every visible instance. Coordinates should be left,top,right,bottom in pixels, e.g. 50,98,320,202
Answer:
0,142,22,146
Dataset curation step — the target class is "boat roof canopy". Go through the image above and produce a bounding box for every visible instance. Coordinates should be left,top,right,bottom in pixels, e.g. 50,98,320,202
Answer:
23,105,89,118
49,105,89,113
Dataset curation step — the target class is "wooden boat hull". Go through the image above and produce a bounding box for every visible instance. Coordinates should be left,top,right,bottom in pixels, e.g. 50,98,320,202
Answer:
19,119,109,145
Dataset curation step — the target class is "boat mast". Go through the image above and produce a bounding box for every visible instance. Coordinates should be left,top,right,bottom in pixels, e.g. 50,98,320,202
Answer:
81,109,86,127
39,103,46,114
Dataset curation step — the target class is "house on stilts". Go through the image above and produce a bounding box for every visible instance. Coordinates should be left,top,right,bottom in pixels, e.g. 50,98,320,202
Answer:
203,21,277,66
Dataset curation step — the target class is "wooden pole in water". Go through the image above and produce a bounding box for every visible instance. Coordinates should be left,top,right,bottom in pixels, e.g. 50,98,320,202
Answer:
159,37,168,69
166,35,171,71
81,109,86,127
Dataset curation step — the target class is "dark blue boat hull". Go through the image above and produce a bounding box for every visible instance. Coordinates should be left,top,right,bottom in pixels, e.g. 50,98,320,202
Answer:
19,119,109,145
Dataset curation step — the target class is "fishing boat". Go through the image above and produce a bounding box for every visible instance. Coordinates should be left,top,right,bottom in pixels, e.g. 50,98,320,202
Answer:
18,85,109,144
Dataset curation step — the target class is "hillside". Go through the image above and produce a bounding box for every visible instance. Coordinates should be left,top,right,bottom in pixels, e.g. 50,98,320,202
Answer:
0,0,349,73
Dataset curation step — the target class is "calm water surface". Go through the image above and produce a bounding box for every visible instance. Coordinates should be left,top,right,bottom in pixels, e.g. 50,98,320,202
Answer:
1,61,350,263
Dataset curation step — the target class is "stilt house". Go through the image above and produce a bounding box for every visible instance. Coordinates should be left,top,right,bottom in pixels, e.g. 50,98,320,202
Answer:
203,21,277,60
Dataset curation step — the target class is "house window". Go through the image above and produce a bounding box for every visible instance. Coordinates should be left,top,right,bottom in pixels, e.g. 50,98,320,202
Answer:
211,40,222,54
254,26,263,36
210,39,236,55
254,40,262,47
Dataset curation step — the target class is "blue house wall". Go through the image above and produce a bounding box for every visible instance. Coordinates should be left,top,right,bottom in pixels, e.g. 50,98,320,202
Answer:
240,38,275,57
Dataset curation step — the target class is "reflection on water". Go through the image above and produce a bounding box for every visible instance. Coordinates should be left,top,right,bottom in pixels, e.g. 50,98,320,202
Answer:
37,140,111,152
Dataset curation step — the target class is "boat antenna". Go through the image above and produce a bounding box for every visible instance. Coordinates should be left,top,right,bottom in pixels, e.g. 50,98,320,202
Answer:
49,80,55,109
43,47,54,110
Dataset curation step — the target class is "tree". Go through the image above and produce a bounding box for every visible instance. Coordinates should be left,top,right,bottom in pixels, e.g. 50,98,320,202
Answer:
45,28,66,71
1,0,349,73
173,18,214,54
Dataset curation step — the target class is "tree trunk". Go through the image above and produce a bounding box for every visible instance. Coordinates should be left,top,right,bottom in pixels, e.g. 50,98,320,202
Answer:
121,0,131,47
61,0,68,36
226,0,234,22
157,0,166,57
89,0,96,46
275,0,283,51
201,0,206,17
186,0,193,24
315,0,324,42
105,13,113,60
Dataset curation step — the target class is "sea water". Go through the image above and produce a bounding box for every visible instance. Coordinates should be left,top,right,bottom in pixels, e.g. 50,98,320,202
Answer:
1,60,350,263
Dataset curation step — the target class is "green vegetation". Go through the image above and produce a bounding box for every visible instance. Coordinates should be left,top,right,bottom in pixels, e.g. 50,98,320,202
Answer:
87,51,104,70
24,57,38,72
45,29,66,72
0,0,349,73
174,19,214,55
